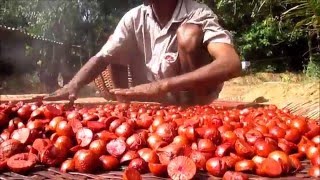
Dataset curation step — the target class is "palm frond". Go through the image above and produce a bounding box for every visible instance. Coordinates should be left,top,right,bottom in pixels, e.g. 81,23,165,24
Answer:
281,0,320,30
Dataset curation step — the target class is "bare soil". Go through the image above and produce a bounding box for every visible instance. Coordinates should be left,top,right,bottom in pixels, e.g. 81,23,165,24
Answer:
220,75,320,108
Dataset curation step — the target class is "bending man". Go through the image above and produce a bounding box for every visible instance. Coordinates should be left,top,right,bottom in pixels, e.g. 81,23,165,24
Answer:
45,0,241,105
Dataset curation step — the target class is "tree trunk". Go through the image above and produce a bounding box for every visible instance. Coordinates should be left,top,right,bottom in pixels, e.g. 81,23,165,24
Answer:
308,30,313,62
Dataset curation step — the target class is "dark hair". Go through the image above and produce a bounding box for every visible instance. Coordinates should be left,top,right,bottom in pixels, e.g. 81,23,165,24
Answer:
103,26,111,33
143,0,150,5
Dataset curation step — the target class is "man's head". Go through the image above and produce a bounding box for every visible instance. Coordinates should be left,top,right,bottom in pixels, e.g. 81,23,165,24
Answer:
143,0,178,26
144,0,158,5
145,0,178,5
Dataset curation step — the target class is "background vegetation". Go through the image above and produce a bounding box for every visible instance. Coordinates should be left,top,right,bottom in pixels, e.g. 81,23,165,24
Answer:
0,0,319,94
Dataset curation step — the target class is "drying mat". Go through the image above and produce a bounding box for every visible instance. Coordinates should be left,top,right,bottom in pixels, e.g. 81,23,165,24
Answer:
0,99,318,179
0,94,319,120
0,160,317,180
283,100,319,120
212,97,319,121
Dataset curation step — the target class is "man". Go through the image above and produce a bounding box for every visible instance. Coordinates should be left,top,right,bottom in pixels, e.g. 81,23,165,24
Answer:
44,0,241,105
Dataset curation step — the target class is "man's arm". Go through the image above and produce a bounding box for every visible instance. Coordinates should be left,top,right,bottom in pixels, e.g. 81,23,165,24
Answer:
67,55,109,90
163,43,241,92
109,43,241,99
44,7,136,101
42,55,111,102
70,35,116,90
162,4,241,92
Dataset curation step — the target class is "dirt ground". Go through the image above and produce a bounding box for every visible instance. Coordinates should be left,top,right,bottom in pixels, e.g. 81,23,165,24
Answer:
217,73,320,119
220,75,320,108
1,73,319,119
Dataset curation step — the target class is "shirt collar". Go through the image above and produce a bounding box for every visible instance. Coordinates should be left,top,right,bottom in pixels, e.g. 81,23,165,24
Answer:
172,0,188,23
144,0,187,23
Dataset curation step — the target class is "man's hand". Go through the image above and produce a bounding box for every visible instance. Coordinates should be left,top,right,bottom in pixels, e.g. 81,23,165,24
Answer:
43,83,79,103
109,80,168,101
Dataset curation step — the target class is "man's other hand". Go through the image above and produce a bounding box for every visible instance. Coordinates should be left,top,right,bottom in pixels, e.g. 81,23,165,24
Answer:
43,83,79,103
109,80,168,100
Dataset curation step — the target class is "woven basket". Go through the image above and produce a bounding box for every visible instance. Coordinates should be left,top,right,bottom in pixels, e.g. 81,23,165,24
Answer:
94,64,132,100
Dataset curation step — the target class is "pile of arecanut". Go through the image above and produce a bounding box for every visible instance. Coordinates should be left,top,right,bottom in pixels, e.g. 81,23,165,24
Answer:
0,101,319,180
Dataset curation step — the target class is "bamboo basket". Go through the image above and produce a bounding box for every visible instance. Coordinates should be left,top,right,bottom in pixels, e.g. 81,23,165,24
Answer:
93,64,132,101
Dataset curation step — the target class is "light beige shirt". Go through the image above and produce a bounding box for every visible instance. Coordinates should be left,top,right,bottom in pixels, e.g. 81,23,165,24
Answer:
96,0,233,82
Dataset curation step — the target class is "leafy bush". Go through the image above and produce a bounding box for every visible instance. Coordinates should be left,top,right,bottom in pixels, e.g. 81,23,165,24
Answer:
305,53,320,79
235,17,307,72
238,17,303,57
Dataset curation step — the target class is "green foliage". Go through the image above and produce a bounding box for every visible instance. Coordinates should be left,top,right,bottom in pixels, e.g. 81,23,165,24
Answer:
0,0,138,45
305,53,320,78
281,0,320,31
238,17,305,58
280,0,320,77
210,0,316,73
0,0,27,27
240,17,281,56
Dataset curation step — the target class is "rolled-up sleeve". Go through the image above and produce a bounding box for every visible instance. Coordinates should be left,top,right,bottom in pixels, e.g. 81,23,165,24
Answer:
95,9,136,65
187,7,233,45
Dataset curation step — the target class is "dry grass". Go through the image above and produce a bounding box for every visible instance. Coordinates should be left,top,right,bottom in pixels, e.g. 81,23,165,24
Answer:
229,72,313,85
